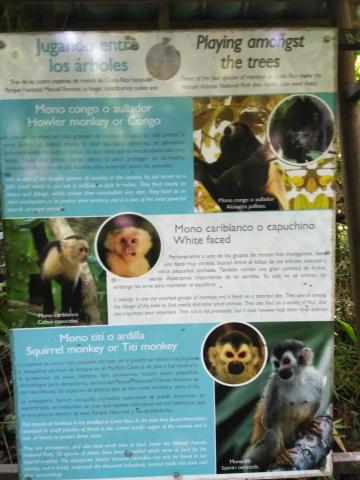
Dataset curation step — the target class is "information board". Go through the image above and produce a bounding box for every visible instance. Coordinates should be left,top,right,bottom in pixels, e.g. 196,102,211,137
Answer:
0,29,336,479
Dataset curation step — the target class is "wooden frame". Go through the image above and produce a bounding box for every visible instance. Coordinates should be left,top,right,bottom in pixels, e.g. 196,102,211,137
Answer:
0,453,358,479
0,0,331,31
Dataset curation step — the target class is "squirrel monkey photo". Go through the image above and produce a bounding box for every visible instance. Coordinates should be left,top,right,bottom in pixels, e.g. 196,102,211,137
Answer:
40,235,89,314
244,339,324,469
207,330,263,385
104,226,153,278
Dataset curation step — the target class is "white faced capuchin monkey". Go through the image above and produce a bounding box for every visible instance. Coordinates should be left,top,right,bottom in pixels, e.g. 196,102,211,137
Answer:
40,235,89,314
207,330,261,384
243,339,324,470
104,226,152,278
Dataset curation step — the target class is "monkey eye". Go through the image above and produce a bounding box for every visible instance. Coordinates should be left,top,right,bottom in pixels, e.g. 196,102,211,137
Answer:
283,357,291,365
238,351,246,358
273,360,280,368
225,351,234,358
130,238,138,244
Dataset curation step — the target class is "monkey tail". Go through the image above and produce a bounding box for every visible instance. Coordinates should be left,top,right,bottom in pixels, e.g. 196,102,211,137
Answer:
242,427,281,471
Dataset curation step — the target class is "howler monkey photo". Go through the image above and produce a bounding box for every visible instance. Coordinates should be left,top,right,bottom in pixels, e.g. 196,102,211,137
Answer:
194,95,336,213
269,95,334,164
194,121,289,212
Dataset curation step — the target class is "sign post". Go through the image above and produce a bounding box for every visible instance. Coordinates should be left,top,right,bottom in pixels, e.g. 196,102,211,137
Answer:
0,29,336,479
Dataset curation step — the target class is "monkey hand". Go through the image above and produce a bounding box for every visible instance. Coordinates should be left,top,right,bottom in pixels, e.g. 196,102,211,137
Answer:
274,447,294,466
297,417,322,438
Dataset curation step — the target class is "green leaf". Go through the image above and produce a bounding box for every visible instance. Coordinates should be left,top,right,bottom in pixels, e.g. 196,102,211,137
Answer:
337,319,358,343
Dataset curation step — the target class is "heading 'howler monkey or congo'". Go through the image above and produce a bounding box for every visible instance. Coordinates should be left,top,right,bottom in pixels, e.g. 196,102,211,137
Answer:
207,330,261,384
270,96,334,164
244,339,324,470
195,121,289,211
104,226,153,278
40,235,89,315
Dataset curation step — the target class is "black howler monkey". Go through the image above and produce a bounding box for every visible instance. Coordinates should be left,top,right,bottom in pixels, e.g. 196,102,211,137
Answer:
270,96,334,164
39,235,89,314
195,121,288,211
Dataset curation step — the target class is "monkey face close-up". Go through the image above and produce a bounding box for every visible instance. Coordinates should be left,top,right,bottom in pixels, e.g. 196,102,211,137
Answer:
207,330,261,385
104,226,153,278
271,339,314,380
61,238,89,265
269,95,334,164
283,127,318,163
105,227,152,263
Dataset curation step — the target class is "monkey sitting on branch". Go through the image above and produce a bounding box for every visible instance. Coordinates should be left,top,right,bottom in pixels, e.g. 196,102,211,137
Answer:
40,235,89,315
104,226,153,278
207,330,261,385
195,121,289,211
243,339,325,470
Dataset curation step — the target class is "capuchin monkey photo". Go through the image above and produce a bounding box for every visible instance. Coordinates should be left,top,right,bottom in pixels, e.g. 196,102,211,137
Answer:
243,339,325,470
3,217,105,326
269,95,334,164
104,226,153,278
204,325,265,385
96,214,161,279
195,120,289,211
40,235,89,314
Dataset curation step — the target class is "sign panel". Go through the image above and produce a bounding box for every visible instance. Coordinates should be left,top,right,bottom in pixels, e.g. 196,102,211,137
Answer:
0,29,336,479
